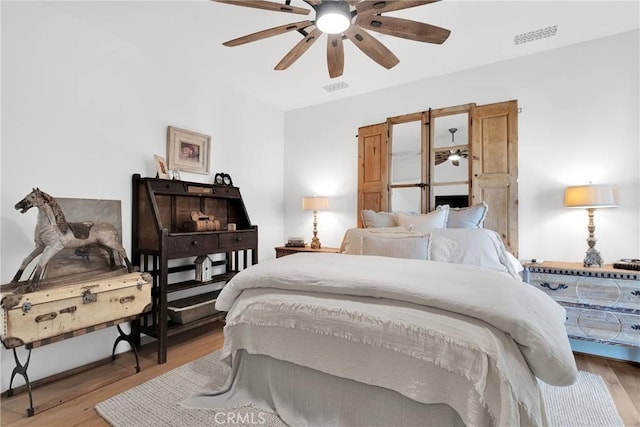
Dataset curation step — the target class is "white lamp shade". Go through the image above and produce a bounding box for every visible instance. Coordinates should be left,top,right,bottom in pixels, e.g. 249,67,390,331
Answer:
302,196,329,211
564,184,619,208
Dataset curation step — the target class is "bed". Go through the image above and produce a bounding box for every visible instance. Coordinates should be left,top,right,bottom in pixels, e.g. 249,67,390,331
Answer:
182,206,578,426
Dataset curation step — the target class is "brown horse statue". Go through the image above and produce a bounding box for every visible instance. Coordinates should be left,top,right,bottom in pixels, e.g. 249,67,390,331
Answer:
12,188,133,292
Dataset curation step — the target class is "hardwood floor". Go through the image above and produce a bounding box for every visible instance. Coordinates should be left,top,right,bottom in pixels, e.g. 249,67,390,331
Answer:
1,323,224,427
1,323,639,426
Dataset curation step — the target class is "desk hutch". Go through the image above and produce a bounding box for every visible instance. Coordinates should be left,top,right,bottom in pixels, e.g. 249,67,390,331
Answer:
131,174,257,363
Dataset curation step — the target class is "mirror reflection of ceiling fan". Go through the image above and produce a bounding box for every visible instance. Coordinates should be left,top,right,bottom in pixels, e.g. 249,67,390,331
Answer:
212,0,451,78
434,127,468,166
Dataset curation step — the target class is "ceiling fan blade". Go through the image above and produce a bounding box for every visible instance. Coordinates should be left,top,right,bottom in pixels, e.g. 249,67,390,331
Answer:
275,27,323,70
356,0,439,15
356,15,450,44
434,153,447,165
223,20,314,47
213,0,311,15
452,159,460,167
327,34,345,78
345,26,399,69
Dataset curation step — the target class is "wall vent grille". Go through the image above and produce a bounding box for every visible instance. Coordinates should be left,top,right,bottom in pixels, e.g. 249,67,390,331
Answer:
514,25,558,45
323,81,350,92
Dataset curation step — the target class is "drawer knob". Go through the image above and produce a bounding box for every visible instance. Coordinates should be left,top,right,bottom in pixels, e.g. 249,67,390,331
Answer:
236,237,242,242
540,282,568,291
192,240,198,246
631,290,640,297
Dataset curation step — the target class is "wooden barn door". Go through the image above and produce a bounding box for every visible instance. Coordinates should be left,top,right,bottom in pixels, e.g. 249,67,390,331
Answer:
471,100,519,256
357,123,388,228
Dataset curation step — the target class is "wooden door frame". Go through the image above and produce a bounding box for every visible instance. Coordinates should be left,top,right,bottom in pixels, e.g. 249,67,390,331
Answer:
428,103,474,210
387,112,430,213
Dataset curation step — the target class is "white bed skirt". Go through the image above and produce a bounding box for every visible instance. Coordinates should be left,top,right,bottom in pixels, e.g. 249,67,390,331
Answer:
182,349,465,427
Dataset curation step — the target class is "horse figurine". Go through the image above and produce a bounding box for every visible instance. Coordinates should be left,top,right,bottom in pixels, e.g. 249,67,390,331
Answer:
12,188,133,292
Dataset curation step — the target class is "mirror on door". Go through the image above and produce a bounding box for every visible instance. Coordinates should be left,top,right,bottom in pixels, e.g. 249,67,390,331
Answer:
431,112,470,208
389,116,425,214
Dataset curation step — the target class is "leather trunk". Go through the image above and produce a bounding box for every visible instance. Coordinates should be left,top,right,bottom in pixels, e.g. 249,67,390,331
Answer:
0,272,151,348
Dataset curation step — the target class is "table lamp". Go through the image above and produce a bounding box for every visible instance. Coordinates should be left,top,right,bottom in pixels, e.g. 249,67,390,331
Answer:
564,184,619,267
302,196,329,249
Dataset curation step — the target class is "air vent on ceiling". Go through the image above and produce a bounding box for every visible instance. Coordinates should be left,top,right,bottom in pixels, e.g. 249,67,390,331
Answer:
323,81,350,92
514,25,558,45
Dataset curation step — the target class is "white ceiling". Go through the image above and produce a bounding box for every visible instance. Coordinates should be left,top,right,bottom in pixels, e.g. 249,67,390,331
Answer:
45,1,639,111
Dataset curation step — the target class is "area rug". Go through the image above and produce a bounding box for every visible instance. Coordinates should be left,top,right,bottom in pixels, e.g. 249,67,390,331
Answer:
96,351,623,427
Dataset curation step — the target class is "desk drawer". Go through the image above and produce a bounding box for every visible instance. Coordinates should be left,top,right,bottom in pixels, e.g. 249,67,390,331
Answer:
213,186,241,198
529,272,640,311
168,234,219,257
149,180,185,194
219,231,257,250
564,306,640,348
528,272,579,303
576,276,640,311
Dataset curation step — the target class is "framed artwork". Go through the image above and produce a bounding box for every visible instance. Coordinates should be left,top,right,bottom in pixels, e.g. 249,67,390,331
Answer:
154,154,170,179
167,126,211,175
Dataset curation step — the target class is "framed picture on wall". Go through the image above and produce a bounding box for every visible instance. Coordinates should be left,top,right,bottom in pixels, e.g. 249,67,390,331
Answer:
154,154,170,179
167,126,211,175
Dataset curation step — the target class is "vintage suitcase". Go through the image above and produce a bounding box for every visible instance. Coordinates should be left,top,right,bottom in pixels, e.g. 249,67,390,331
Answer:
0,272,151,348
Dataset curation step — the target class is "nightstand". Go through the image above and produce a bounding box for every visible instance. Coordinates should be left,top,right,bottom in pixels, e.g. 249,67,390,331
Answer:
275,245,340,258
523,261,640,349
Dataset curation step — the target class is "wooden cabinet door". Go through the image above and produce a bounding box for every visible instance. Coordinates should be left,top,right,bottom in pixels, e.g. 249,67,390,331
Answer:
357,123,388,227
471,100,519,256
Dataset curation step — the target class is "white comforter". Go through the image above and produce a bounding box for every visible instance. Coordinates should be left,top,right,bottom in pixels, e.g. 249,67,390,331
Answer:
216,253,578,426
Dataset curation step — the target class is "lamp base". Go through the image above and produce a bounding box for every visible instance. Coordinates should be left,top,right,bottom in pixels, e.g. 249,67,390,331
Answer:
310,236,321,249
583,248,604,268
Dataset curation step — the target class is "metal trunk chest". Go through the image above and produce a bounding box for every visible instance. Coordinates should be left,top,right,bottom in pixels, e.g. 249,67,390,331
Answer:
1,272,152,348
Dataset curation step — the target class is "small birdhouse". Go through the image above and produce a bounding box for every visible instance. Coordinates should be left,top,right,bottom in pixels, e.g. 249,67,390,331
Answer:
194,255,213,282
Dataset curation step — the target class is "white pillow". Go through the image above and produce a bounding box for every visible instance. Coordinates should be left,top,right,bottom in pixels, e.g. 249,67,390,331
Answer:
427,228,520,279
340,227,424,255
440,202,488,228
504,250,524,274
361,210,398,228
394,207,449,233
361,235,429,260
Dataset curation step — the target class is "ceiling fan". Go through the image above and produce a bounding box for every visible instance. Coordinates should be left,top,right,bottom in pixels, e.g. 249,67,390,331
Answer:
212,0,451,78
434,127,468,166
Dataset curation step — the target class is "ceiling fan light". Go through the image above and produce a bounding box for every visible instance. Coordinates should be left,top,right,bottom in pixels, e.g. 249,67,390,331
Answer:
448,152,461,161
316,2,351,34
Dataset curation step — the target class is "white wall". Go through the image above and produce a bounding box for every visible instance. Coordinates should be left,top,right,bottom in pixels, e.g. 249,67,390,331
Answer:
284,30,640,265
1,2,284,390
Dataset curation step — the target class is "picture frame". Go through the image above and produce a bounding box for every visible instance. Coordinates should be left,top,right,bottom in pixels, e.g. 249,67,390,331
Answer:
154,154,170,179
167,126,211,175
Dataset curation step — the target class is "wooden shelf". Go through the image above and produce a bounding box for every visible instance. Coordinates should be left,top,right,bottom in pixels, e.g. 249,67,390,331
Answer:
139,312,226,339
165,272,237,295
